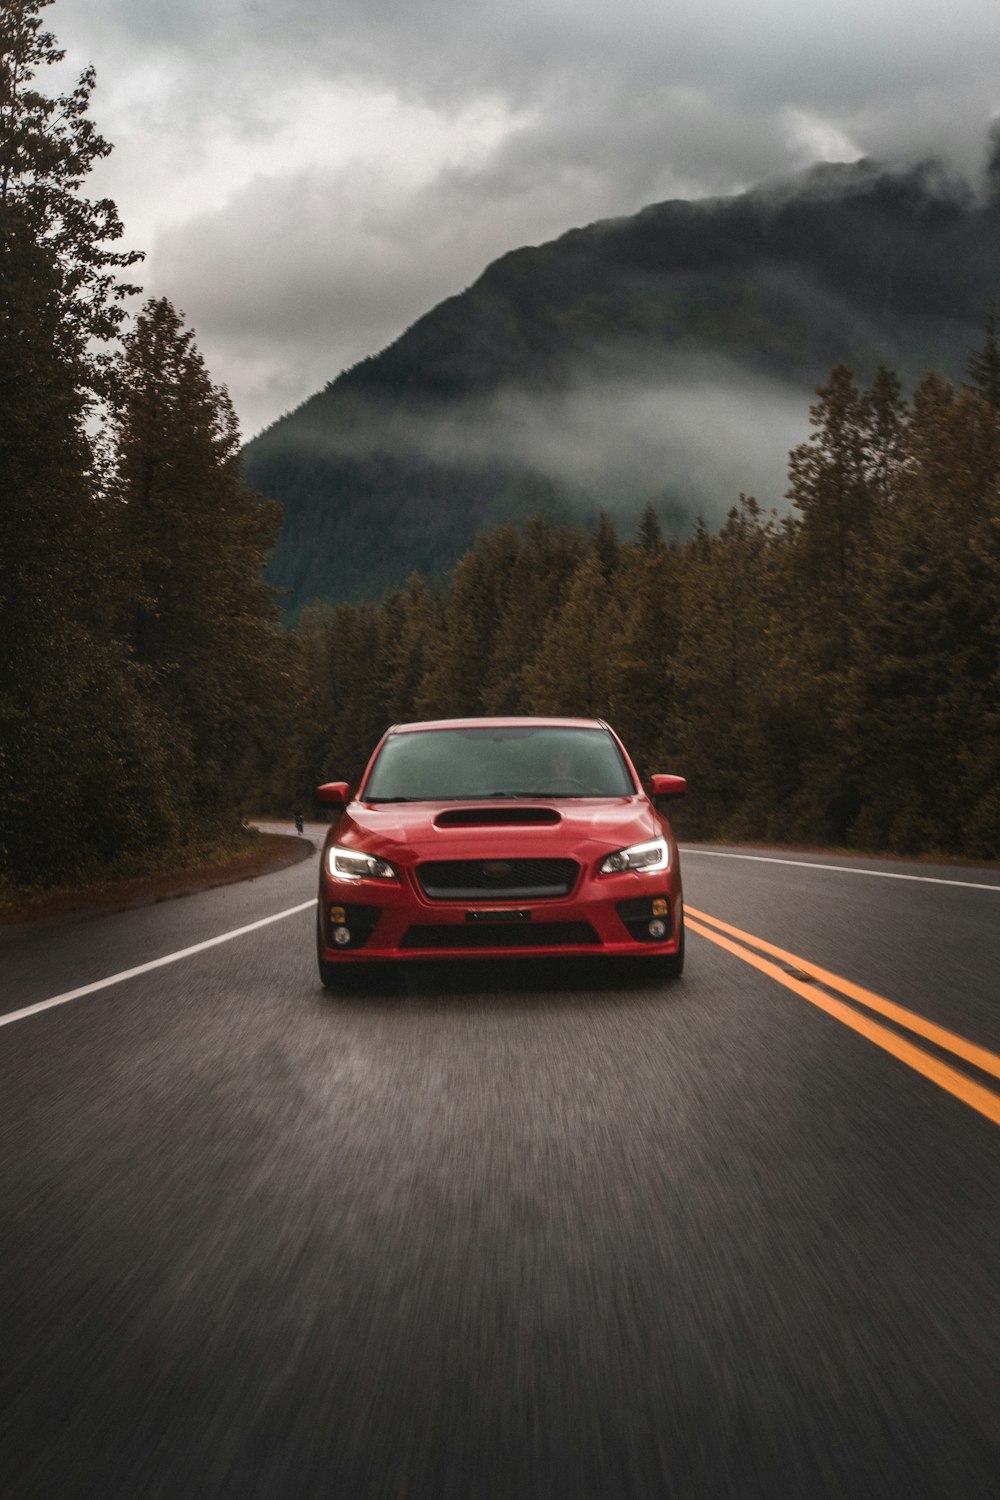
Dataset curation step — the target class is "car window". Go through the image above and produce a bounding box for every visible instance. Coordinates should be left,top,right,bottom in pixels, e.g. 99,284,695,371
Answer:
363,727,635,801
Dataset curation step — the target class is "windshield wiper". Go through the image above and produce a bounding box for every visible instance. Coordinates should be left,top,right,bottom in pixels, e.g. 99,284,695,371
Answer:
462,791,543,799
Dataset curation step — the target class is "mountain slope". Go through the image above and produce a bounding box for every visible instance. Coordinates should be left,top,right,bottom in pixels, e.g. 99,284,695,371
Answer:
244,155,1000,618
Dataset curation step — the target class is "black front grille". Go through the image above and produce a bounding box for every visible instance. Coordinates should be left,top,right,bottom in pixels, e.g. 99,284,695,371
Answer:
417,858,578,901
401,922,599,950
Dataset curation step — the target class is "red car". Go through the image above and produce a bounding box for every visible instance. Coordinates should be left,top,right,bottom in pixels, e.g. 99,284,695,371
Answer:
315,717,686,987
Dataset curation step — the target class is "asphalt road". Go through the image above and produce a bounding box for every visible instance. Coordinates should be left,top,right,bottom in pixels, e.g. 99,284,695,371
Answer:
1,832,998,1499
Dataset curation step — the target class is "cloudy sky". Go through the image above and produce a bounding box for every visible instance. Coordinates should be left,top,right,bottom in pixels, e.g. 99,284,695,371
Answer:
51,0,1000,440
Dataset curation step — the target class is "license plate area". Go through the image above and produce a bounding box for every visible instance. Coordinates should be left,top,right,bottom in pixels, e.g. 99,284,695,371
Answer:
465,909,532,923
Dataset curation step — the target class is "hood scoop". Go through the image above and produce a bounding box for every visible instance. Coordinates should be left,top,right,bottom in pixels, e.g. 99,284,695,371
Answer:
434,806,562,828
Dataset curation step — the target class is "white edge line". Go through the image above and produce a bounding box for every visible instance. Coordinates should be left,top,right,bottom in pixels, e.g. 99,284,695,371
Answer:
679,848,1000,892
1,899,318,1031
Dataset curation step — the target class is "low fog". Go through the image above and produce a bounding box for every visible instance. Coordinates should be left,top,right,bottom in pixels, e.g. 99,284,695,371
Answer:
478,375,811,521
320,360,814,528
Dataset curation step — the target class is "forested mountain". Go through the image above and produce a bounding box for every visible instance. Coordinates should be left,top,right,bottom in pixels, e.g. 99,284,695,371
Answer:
245,149,1000,617
274,359,1000,859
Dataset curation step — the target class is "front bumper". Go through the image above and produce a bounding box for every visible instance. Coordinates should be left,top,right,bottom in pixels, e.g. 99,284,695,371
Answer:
317,869,683,964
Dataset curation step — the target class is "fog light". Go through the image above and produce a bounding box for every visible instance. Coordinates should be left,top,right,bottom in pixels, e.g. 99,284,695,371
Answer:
333,925,351,946
648,918,667,939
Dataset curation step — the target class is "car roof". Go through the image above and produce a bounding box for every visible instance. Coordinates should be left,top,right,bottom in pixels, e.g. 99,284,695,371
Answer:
387,717,610,735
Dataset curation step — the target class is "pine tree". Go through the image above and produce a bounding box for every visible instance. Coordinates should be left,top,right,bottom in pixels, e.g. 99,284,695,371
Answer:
313,600,389,784
636,503,662,552
782,365,903,841
415,526,520,716
590,511,619,582
965,302,1000,410
866,365,905,501
377,573,443,725
0,0,142,380
670,497,784,838
606,528,680,777
481,516,584,711
846,377,1000,853
111,298,285,831
786,365,876,607
520,553,618,716
0,0,171,886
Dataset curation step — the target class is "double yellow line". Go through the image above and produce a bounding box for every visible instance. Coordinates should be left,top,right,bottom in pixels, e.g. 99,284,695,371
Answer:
685,905,1000,1128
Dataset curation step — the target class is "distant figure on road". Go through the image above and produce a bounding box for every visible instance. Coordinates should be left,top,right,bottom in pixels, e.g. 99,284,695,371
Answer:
294,809,304,835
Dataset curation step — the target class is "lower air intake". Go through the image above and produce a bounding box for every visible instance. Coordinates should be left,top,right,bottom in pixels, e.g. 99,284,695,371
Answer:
400,922,599,950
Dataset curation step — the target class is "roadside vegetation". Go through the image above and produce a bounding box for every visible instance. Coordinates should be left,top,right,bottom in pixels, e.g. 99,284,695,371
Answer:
1,0,298,897
0,831,308,926
4,0,1000,908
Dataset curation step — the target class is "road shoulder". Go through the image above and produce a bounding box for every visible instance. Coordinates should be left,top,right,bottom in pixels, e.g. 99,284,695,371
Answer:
0,831,315,931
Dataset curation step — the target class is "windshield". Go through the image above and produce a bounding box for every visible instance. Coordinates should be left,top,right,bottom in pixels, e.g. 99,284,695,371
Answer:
363,726,635,801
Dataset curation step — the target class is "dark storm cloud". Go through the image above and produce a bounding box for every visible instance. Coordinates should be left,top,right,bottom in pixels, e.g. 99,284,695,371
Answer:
63,0,1000,184
53,0,1000,435
87,0,1000,167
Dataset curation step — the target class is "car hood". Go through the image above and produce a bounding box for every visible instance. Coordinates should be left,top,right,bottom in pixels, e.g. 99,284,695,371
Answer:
330,797,664,864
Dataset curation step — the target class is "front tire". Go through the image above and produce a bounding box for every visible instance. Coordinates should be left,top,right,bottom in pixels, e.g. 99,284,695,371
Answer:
660,921,685,979
318,954,342,991
317,914,396,993
317,910,344,991
633,922,684,984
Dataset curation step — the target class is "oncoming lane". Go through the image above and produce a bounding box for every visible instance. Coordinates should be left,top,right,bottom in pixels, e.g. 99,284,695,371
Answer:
0,833,321,1025
680,844,1000,1055
686,905,1000,1128
0,900,317,1032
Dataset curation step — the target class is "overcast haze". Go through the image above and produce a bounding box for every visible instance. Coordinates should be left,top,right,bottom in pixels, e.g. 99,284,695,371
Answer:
51,0,1000,440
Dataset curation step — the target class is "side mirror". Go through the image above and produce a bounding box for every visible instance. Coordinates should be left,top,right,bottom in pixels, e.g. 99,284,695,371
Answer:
316,781,351,806
649,774,687,800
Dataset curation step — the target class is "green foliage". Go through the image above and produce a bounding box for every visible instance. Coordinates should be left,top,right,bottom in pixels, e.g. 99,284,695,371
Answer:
965,301,1000,409
416,526,522,718
480,517,585,712
111,297,289,829
845,379,1000,853
7,1,999,879
1,9,292,890
283,351,1000,862
520,553,620,717
0,1,169,884
0,0,142,382
668,498,787,839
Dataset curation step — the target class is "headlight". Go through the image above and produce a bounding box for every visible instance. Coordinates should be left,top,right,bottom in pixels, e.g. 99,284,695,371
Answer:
327,844,397,881
600,837,669,875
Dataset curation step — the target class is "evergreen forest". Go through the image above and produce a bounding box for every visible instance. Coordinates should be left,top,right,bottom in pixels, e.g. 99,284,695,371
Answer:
278,354,1000,858
0,0,297,893
4,0,1000,903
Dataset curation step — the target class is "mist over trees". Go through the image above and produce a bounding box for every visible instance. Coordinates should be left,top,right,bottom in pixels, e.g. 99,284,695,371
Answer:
277,356,1000,861
246,148,1000,619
